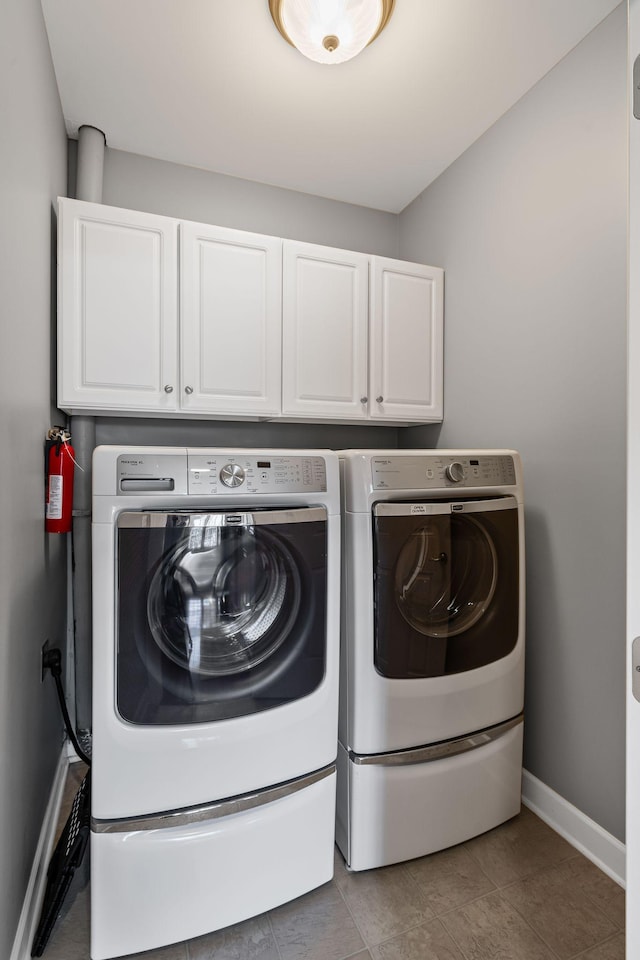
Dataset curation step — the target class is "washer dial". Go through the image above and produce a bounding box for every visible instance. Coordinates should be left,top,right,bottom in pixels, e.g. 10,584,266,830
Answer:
445,461,466,483
219,463,245,487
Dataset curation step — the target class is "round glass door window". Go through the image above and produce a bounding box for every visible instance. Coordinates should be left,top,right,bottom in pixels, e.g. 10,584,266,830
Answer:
394,514,498,638
147,526,301,676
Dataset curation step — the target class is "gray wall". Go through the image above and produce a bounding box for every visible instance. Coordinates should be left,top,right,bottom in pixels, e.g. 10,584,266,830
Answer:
94,418,399,452
71,143,400,258
0,0,68,955
399,5,627,840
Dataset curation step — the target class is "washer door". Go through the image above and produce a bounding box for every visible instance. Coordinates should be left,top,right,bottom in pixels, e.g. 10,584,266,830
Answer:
116,508,327,724
146,523,300,677
373,498,520,678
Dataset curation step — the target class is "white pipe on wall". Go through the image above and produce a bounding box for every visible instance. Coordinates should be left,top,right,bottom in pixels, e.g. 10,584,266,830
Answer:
76,125,105,204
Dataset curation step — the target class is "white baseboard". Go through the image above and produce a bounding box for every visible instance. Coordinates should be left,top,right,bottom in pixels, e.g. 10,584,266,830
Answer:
10,748,69,960
521,769,626,888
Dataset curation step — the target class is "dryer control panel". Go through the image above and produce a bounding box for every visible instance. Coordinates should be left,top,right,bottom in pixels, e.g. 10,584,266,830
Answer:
372,455,516,490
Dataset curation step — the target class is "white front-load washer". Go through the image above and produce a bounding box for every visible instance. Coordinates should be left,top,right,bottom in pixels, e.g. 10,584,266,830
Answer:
336,450,525,871
90,446,340,960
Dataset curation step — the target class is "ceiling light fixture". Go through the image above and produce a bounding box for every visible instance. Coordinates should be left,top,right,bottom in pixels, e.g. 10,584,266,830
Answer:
269,0,395,65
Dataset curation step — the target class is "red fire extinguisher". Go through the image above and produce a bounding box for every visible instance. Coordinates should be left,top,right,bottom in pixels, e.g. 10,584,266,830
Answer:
45,427,75,534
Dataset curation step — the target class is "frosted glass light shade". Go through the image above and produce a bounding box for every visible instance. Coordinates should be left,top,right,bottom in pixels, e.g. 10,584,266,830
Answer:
269,0,394,65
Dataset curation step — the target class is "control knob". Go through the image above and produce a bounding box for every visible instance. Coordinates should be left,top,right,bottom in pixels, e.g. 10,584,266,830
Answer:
220,463,245,488
445,461,466,483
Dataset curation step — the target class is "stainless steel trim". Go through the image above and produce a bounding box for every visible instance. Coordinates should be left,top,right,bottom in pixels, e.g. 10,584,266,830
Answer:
350,714,523,767
373,496,518,518
92,764,335,834
117,506,328,529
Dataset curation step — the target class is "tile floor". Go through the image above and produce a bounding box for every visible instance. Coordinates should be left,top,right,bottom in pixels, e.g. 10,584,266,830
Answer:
42,763,625,960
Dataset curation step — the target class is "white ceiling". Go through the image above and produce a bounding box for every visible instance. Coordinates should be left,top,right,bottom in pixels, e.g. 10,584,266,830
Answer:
40,0,621,214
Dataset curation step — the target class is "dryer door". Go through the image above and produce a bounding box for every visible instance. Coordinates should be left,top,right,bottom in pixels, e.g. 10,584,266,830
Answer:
116,507,327,724
373,497,519,678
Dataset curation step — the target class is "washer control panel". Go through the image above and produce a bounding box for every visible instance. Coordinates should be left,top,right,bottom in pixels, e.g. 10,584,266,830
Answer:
116,453,327,495
372,455,516,490
188,454,327,494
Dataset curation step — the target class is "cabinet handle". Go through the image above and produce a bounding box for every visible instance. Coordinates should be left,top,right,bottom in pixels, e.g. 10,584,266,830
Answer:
164,385,174,394
376,395,384,403
185,386,194,395
360,396,368,404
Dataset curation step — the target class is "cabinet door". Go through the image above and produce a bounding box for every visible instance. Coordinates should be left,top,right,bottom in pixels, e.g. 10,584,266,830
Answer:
180,222,282,417
282,241,369,419
370,257,444,422
57,198,178,414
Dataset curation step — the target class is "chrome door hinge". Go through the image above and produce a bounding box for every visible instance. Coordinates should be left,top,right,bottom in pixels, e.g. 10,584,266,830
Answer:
634,55,640,119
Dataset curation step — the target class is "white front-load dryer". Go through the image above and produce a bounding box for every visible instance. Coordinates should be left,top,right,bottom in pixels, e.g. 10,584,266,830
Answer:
90,446,340,959
336,450,525,871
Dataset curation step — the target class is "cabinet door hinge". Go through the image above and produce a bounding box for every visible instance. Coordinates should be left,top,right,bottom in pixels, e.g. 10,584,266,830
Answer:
634,55,640,119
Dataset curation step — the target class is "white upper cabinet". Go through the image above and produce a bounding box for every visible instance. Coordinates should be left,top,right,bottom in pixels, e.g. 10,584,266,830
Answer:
58,198,178,414
282,241,369,419
282,245,443,423
180,222,282,417
57,199,444,424
369,257,444,422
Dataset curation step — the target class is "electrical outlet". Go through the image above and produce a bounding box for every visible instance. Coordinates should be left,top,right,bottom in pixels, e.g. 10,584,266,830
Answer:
41,639,51,682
